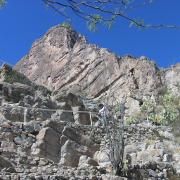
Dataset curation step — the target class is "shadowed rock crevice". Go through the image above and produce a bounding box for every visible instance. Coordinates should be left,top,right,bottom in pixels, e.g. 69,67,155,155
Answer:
94,74,123,98
59,63,89,90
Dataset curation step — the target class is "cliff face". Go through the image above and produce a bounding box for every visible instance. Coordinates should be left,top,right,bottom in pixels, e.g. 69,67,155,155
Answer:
163,63,180,96
14,25,180,118
14,25,180,115
13,26,166,96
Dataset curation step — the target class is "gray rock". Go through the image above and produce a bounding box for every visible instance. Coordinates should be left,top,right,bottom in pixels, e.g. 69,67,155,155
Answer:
51,102,74,122
78,155,98,167
0,104,25,122
60,140,88,167
31,127,60,162
43,119,66,134
72,106,91,125
163,154,172,162
51,110,74,122
0,155,15,172
148,169,158,178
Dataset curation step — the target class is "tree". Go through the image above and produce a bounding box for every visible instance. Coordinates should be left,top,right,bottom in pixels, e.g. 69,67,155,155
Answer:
0,0,5,7
101,100,126,175
41,0,180,30
1,0,180,30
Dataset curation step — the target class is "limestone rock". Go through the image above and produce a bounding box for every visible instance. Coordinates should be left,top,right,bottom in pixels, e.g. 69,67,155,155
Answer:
60,140,89,167
14,25,168,116
43,120,66,134
163,63,180,96
78,155,98,167
31,127,60,162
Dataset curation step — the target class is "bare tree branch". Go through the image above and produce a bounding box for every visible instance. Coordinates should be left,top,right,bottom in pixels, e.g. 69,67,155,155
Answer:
42,0,180,30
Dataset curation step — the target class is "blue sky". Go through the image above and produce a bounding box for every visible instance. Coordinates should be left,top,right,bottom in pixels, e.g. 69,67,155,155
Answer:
0,0,180,68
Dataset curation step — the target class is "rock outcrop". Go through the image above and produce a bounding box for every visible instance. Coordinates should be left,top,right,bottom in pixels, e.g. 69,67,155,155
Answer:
14,25,180,116
0,69,179,179
163,63,180,96
0,25,179,179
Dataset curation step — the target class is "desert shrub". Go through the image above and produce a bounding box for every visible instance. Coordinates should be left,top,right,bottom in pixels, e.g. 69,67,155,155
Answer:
126,116,137,125
60,22,72,29
140,90,180,125
4,70,32,85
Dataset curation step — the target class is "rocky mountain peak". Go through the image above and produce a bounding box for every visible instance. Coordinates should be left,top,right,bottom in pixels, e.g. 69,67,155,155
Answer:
44,25,86,49
14,24,180,116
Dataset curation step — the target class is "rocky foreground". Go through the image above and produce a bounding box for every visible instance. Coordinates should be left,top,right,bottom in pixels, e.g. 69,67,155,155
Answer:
0,25,179,179
0,67,179,180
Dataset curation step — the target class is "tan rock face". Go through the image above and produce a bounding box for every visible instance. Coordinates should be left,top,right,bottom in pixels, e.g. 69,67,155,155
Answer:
14,25,179,114
31,127,61,163
163,63,180,96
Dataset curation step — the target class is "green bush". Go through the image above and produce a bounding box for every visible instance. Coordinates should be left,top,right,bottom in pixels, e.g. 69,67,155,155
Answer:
4,70,32,85
60,22,72,29
126,116,137,125
0,0,5,7
140,90,180,125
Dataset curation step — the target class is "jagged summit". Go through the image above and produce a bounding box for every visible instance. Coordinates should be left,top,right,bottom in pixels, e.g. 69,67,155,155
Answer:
45,24,87,49
14,24,180,116
14,24,118,91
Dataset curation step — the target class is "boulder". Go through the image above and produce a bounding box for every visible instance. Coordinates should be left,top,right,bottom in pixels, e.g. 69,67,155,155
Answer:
78,155,98,167
43,120,66,134
62,126,98,150
60,140,89,167
94,150,111,168
31,127,60,162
